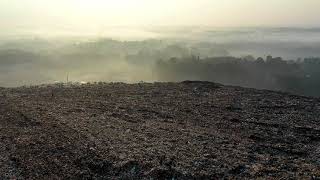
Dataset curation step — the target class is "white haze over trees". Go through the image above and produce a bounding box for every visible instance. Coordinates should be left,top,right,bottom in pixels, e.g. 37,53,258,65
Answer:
1,0,320,96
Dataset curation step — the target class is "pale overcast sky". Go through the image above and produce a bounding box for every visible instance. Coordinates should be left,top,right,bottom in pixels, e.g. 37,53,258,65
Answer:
1,0,320,35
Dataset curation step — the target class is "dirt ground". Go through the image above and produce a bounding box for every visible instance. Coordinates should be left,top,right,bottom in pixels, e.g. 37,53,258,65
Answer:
0,81,320,179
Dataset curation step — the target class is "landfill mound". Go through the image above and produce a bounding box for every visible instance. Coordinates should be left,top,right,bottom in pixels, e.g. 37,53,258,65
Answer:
0,81,320,179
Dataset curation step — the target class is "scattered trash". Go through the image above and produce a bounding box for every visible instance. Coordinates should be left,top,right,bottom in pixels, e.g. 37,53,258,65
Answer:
0,82,319,179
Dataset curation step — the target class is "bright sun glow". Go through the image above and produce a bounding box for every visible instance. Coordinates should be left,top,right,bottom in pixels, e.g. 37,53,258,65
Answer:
74,0,139,12
1,0,320,36
57,0,171,26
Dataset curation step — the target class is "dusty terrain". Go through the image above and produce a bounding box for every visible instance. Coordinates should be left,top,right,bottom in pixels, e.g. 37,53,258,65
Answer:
0,81,320,179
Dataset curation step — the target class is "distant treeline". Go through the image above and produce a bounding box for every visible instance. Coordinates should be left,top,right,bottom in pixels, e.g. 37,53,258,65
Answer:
1,38,320,97
155,56,320,97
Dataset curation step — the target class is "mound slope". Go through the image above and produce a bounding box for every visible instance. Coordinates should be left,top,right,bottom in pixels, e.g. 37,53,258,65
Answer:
0,82,319,179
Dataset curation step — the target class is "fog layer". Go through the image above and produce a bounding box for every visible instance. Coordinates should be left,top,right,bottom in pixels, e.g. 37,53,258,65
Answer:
1,27,320,96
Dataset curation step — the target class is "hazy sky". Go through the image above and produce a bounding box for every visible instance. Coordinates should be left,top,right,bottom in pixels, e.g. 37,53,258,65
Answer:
1,0,320,35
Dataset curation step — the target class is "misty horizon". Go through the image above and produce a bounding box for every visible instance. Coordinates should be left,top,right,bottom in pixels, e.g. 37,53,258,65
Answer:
1,0,320,97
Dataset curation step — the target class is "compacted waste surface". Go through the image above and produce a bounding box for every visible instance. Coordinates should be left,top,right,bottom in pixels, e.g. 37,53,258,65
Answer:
0,81,319,179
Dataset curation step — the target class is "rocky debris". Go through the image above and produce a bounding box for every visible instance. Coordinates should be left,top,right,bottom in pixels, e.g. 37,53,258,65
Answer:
0,82,319,179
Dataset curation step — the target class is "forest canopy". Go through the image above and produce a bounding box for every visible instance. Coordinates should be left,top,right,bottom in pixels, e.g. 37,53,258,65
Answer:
0,37,320,97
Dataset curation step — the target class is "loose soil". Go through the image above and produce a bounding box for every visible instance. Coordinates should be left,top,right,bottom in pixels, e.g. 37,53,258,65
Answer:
0,81,319,179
